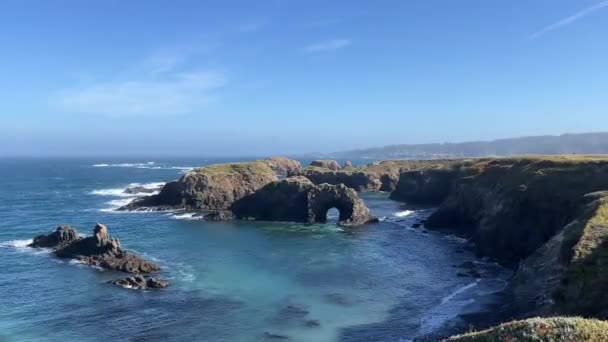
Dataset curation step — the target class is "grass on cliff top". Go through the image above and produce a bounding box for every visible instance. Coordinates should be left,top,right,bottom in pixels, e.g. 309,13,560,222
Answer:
193,161,275,176
445,317,608,342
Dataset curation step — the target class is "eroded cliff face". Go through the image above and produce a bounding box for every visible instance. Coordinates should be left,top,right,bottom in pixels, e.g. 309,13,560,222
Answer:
389,156,608,319
424,158,608,263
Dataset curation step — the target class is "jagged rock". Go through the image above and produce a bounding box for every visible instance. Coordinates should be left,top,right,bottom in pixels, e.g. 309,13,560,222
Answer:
264,157,302,177
121,161,278,211
29,225,79,248
32,224,160,274
343,160,353,168
109,275,169,290
310,160,341,171
231,177,377,226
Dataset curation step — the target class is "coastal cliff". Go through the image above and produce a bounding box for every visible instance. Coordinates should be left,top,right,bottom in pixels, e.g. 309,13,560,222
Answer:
389,156,608,322
121,160,282,211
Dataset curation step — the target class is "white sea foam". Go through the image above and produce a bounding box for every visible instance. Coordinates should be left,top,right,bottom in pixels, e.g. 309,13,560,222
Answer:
417,280,480,336
440,281,479,305
168,213,201,221
0,239,33,248
92,162,194,171
394,210,415,218
93,162,155,167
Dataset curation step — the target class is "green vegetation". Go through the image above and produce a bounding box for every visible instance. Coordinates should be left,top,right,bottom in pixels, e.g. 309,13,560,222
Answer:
192,161,275,176
445,317,608,342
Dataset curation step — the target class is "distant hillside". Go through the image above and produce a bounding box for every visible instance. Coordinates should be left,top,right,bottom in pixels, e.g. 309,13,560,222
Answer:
330,132,608,159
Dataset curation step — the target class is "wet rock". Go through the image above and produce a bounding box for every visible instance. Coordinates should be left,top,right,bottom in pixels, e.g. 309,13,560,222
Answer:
32,223,160,274
29,225,79,248
110,275,169,289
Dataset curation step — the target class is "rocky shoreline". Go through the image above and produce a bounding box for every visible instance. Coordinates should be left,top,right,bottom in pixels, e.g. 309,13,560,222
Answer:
32,155,608,337
384,155,608,339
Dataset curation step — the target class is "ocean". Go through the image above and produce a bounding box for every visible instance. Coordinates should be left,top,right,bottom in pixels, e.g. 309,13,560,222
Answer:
0,157,510,342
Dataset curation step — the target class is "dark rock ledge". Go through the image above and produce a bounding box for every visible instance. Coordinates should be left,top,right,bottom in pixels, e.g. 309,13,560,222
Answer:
29,224,168,289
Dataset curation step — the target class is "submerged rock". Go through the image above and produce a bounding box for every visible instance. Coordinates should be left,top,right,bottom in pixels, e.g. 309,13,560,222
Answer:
231,176,377,226
31,223,160,274
263,332,289,340
109,275,169,290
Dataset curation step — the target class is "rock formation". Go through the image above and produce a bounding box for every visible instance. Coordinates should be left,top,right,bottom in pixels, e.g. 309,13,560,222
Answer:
31,223,160,274
343,160,353,168
309,160,341,171
121,161,279,211
29,225,80,248
109,275,169,290
389,156,608,319
231,176,377,226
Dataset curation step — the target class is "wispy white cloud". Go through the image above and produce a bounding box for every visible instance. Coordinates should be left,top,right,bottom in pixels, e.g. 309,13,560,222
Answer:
304,38,352,53
529,0,608,39
51,50,227,117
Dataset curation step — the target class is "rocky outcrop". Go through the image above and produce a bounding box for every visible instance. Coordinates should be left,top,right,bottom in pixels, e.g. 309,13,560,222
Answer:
343,160,353,168
29,225,80,248
31,224,160,274
310,160,341,171
109,275,169,290
121,161,278,211
231,176,377,226
264,157,302,176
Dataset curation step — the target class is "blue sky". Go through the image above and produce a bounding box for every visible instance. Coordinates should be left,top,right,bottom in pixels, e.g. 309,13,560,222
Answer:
1,0,607,156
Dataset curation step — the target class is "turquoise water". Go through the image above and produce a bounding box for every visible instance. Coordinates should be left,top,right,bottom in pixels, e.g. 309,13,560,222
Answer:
0,158,510,341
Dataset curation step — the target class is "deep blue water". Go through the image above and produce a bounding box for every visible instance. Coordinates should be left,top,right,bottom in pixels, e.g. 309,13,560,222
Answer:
0,158,510,342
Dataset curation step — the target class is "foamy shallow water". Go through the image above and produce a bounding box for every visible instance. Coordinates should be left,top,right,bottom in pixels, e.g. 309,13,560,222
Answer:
0,158,511,342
